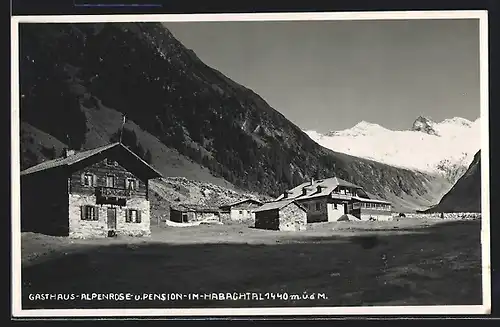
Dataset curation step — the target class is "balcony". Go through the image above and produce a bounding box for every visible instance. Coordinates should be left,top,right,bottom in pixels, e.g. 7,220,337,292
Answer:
352,203,392,211
96,187,131,199
330,192,352,200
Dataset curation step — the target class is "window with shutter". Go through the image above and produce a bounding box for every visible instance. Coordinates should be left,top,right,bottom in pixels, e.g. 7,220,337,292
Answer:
81,205,98,221
125,209,141,223
83,173,93,187
106,175,115,187
84,206,91,220
126,178,137,190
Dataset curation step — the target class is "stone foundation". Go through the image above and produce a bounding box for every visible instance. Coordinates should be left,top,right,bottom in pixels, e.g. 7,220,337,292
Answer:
68,194,151,239
68,194,108,238
279,204,307,231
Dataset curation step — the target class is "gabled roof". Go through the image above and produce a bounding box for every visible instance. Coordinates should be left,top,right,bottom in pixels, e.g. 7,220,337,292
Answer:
220,198,263,209
171,203,221,213
275,177,363,201
20,142,163,179
253,199,306,213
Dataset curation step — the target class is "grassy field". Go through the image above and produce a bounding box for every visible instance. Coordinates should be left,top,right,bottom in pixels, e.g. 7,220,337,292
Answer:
20,218,483,309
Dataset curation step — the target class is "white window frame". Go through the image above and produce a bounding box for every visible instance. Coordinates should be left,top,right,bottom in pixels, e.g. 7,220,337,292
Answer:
126,209,141,223
106,175,116,188
82,205,98,221
83,173,94,187
126,178,137,190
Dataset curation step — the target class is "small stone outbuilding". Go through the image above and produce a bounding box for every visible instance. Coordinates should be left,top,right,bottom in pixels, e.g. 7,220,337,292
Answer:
253,200,307,231
169,203,221,223
219,198,263,223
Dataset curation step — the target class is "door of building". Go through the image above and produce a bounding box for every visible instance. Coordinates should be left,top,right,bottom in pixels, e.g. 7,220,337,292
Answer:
107,207,117,231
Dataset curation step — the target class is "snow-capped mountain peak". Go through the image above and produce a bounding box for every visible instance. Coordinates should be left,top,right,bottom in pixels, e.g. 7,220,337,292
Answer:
305,115,480,185
326,120,388,137
354,120,385,130
441,117,473,127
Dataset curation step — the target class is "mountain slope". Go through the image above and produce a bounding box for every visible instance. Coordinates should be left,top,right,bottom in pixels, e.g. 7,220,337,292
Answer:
19,22,451,212
305,116,480,185
20,122,68,171
424,150,481,213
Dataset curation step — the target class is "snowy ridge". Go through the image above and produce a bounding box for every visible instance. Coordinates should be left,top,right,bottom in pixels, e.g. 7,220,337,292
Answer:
305,116,480,183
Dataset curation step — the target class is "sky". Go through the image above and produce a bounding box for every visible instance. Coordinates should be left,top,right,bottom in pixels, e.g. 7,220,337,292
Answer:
163,18,481,134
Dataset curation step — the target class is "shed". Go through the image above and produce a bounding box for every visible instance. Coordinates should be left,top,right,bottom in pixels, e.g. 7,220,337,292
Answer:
169,203,222,223
219,198,263,222
253,200,307,231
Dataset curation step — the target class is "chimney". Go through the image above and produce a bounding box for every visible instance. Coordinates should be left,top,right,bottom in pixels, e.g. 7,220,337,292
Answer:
310,177,314,186
63,148,75,158
283,191,288,199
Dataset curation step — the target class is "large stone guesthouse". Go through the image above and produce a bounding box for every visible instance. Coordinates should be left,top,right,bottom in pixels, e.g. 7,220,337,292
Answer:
275,177,392,222
20,142,162,238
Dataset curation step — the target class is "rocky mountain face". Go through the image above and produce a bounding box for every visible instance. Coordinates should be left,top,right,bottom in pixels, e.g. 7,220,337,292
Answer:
306,116,480,187
149,177,271,222
424,150,481,213
19,22,451,212
411,116,439,135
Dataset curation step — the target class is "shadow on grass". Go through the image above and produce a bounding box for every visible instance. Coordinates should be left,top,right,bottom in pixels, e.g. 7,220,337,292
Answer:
21,220,483,309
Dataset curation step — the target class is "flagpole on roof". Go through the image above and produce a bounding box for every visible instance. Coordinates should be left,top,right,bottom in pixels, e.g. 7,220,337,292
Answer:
119,114,126,144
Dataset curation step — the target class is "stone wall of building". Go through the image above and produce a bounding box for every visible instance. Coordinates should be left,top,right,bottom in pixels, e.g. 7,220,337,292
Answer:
229,209,250,221
68,194,151,238
68,194,107,238
191,212,220,222
400,212,481,220
118,197,151,237
279,204,307,231
227,202,261,222
219,212,231,224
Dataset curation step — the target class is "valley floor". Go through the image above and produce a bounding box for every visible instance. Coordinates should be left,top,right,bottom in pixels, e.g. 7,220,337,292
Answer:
19,218,483,310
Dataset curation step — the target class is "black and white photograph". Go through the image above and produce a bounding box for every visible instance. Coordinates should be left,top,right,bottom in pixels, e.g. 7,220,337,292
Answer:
11,11,490,317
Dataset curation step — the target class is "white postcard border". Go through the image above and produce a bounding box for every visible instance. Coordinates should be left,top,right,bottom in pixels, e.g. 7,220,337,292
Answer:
10,10,491,318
